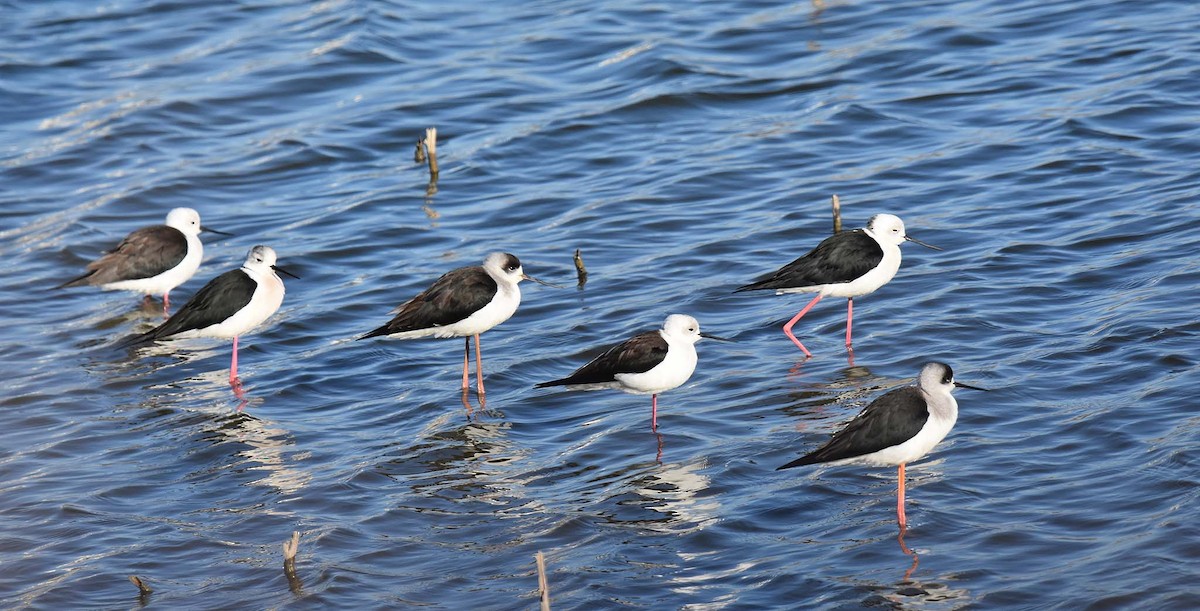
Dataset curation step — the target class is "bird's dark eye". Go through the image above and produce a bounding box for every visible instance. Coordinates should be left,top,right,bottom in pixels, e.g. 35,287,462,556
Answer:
507,265,518,272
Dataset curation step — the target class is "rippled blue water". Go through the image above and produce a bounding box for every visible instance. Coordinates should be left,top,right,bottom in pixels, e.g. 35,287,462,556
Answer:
3,0,1199,608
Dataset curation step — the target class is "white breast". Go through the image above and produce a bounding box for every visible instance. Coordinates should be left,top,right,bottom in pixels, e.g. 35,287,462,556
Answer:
614,333,698,395
104,232,203,296
819,242,902,299
178,270,285,339
437,283,521,338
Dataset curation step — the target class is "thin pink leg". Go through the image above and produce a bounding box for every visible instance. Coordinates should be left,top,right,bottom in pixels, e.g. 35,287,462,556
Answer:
782,294,822,357
461,337,471,392
230,336,240,383
651,394,658,431
163,292,171,317
897,463,907,528
845,297,854,347
474,334,485,396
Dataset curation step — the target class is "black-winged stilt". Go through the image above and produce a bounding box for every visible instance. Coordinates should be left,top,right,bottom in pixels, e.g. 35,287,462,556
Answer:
59,207,231,312
358,252,553,397
735,213,940,356
536,314,729,431
777,362,987,528
122,245,296,385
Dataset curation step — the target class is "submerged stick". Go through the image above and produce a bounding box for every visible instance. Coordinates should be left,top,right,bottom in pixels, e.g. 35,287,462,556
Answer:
831,193,842,233
128,575,152,595
573,249,588,288
535,551,551,611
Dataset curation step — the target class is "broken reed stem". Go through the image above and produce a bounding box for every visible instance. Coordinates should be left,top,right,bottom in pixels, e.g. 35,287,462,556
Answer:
831,194,842,233
573,249,588,288
128,575,152,595
425,127,439,180
535,551,551,611
283,531,300,562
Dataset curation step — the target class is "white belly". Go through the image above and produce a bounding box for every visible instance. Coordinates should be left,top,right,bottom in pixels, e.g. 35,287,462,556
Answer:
774,244,902,299
177,274,285,339
103,235,203,296
614,341,698,395
836,411,957,467
390,286,521,339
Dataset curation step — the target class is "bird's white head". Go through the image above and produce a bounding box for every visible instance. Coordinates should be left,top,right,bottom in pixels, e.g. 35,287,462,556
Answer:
662,314,732,344
918,362,956,396
662,314,703,345
865,214,908,246
918,361,988,396
483,252,525,285
243,245,278,271
165,208,203,236
866,213,942,251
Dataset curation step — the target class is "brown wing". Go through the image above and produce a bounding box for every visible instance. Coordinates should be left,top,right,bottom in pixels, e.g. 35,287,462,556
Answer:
359,265,497,339
60,225,187,287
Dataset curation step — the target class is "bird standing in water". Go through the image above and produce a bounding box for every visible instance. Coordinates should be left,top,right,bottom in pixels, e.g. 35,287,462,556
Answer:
736,213,940,356
777,362,988,528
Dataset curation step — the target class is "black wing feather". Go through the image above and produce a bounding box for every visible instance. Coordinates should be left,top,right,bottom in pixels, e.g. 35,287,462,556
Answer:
735,229,882,292
777,386,929,469
360,265,497,339
123,269,255,344
536,331,668,387
60,225,187,287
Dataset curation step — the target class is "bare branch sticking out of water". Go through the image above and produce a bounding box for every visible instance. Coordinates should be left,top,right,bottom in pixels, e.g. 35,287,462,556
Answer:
129,575,152,595
283,531,300,561
425,127,439,180
535,551,551,610
283,531,303,593
831,193,842,233
573,249,588,288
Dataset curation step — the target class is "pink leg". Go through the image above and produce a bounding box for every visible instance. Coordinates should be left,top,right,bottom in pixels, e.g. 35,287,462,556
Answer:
230,336,240,383
461,337,471,392
845,297,853,347
651,394,658,431
897,463,907,528
163,292,171,317
782,294,822,357
474,334,485,396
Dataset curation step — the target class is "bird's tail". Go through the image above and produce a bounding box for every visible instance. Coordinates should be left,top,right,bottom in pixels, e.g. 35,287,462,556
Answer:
356,325,391,341
733,279,774,293
57,271,95,289
115,328,161,350
776,455,821,470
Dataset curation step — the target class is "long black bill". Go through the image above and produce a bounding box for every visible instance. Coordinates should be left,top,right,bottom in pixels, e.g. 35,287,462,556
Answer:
954,381,989,391
906,235,942,251
700,332,734,342
201,225,234,236
272,265,300,279
522,273,565,289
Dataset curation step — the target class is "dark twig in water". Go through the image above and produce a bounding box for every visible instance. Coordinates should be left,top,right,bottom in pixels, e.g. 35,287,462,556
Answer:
573,249,588,288
535,551,551,611
129,575,152,595
414,138,426,164
831,193,842,233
